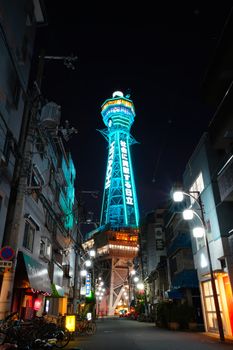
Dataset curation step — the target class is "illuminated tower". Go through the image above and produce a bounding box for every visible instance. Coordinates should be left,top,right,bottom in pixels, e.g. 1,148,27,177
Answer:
87,91,140,316
99,91,139,228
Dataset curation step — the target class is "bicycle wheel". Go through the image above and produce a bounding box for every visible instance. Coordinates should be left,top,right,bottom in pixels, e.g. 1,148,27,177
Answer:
54,327,71,348
85,322,96,335
0,331,6,345
92,321,97,334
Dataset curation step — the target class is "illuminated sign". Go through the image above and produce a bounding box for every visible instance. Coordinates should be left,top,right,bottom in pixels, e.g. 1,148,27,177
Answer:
120,140,133,205
105,141,115,189
102,99,134,113
105,106,132,118
86,273,91,297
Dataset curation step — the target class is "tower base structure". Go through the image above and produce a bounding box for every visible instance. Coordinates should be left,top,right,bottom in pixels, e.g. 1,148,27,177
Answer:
83,226,139,316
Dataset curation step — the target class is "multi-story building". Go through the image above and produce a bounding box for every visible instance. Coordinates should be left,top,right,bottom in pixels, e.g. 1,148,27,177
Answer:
181,7,233,338
182,131,233,337
0,1,79,320
163,201,203,324
0,0,46,250
140,209,167,315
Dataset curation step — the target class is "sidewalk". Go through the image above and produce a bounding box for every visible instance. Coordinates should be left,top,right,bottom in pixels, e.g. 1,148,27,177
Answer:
204,332,233,344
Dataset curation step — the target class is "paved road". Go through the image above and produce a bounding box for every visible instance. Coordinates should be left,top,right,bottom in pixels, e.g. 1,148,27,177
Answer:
66,318,233,350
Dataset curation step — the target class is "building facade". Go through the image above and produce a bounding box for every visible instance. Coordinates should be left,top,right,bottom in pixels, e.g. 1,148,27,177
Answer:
0,1,79,320
0,0,46,250
140,210,168,316
183,133,233,336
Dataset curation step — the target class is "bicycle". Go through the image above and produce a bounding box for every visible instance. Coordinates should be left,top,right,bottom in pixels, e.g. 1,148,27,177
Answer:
32,317,71,348
76,319,96,336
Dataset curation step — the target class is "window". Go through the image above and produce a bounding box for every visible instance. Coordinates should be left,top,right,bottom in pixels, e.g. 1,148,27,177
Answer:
23,221,35,252
189,172,204,204
202,280,223,332
39,237,52,261
46,211,55,233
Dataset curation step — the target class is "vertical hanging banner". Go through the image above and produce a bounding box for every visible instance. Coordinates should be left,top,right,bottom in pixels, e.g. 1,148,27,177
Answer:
85,273,91,297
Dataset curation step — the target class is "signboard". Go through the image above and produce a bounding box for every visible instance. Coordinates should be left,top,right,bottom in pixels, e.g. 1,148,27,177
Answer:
105,141,115,189
0,261,12,268
120,140,134,206
156,239,164,250
85,273,91,297
0,246,15,260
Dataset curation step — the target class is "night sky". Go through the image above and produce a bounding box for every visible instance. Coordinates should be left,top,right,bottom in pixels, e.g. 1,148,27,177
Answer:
34,1,233,222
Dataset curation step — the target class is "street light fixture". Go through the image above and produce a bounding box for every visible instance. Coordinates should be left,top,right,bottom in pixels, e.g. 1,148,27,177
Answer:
172,190,225,342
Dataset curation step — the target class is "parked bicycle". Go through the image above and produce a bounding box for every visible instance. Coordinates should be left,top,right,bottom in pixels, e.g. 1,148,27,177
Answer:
76,318,96,336
0,313,70,349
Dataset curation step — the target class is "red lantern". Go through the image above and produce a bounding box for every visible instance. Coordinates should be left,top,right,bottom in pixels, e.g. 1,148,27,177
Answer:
34,298,42,311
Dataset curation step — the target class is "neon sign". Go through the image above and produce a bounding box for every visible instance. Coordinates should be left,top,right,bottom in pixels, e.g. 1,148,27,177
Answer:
120,140,133,205
105,141,115,189
86,273,91,297
102,99,134,113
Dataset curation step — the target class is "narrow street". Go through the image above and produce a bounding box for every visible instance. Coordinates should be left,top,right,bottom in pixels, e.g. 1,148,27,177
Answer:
66,318,233,350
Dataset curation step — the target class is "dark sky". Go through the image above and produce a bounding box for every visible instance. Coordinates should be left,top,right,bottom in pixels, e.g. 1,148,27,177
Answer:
35,1,233,222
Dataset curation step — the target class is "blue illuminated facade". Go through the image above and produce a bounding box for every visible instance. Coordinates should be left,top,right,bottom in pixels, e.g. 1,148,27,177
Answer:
99,91,139,228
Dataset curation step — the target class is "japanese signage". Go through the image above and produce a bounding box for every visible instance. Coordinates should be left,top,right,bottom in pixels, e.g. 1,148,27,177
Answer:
120,139,133,206
105,141,115,189
86,273,91,297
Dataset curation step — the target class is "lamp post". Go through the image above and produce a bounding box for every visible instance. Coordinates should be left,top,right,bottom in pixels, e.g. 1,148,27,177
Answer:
95,277,106,317
172,190,225,342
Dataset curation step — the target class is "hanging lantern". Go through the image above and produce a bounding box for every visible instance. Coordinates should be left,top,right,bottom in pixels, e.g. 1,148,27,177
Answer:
34,298,42,311
65,315,76,332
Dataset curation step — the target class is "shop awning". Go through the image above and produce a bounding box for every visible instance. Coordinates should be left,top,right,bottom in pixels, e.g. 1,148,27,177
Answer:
166,289,184,299
171,270,199,289
51,283,65,297
20,252,52,294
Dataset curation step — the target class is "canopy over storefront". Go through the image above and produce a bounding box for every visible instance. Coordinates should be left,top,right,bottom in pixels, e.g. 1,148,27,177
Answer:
18,251,51,294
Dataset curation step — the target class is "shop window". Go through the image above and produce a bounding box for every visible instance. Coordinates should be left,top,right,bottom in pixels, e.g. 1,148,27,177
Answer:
202,280,223,332
23,221,35,252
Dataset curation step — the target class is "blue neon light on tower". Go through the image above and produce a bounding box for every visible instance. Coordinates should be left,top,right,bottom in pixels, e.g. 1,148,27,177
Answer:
99,91,139,228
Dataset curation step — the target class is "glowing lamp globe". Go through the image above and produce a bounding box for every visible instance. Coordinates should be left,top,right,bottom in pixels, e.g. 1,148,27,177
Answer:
173,191,184,202
193,227,205,238
136,283,144,290
85,259,92,267
89,249,96,257
182,209,194,220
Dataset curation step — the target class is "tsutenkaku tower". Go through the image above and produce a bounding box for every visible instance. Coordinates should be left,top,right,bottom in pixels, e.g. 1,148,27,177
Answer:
99,91,139,228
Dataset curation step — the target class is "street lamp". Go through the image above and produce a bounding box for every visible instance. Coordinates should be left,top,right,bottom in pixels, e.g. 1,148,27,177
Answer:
95,278,106,317
172,190,225,342
79,249,96,297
